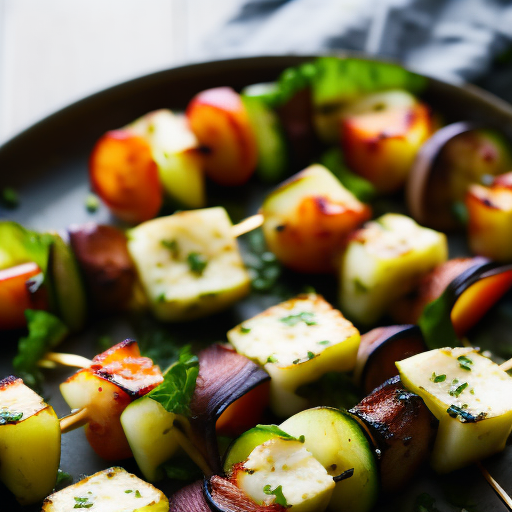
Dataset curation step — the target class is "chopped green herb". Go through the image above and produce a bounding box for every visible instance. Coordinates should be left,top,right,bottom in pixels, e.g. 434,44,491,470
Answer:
157,292,166,303
307,351,316,360
457,355,474,371
55,469,73,490
318,340,330,345
449,382,468,397
0,410,23,425
293,358,301,364
470,388,475,395
280,311,317,327
1,187,19,208
267,355,278,363
73,496,94,509
263,484,288,507
240,326,251,334
84,193,100,213
187,252,207,276
161,239,179,258
148,346,199,416
135,490,142,498
430,372,446,383
125,490,133,494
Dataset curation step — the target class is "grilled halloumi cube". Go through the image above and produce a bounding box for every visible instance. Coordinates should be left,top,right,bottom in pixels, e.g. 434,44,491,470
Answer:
128,207,251,322
397,348,512,473
0,376,60,505
42,467,168,512
228,294,360,417
339,213,447,325
233,438,335,512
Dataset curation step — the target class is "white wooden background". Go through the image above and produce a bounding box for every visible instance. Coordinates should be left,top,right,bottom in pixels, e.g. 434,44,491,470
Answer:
0,0,243,144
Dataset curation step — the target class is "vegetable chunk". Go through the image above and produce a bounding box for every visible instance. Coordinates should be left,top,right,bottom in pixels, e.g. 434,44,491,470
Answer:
228,294,360,417
397,348,512,473
42,467,168,512
128,207,251,322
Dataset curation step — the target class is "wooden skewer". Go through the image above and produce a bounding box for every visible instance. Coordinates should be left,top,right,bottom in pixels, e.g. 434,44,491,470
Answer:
60,408,90,434
172,420,212,478
478,462,512,510
39,352,92,369
231,213,264,238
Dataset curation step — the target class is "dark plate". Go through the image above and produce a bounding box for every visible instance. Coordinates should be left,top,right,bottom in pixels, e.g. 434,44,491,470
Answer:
1,54,512,511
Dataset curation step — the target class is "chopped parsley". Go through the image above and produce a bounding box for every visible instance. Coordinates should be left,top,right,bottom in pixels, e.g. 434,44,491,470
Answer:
430,372,446,383
293,358,301,365
267,355,278,363
73,496,94,509
280,311,317,327
457,355,474,371
307,351,316,360
187,252,208,276
0,410,23,424
84,193,99,213
161,239,179,258
240,325,251,334
318,340,330,345
449,382,468,397
263,484,288,507
124,489,142,498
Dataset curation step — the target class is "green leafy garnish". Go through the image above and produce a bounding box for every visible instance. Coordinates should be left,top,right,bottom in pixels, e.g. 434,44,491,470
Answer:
319,148,376,203
418,290,460,350
430,373,446,383
307,351,316,360
84,193,99,213
457,355,474,371
161,239,179,258
256,424,305,443
267,355,278,363
148,346,199,416
13,310,69,389
263,484,288,507
73,496,94,509
55,469,73,490
449,382,468,397
240,325,251,334
187,252,207,276
134,490,142,498
1,187,19,209
318,340,330,345
0,410,23,424
280,311,317,327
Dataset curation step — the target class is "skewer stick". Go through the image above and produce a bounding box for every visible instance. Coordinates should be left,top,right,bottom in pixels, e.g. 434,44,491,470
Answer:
39,352,92,369
172,421,212,477
500,357,512,373
478,462,512,510
231,213,264,238
60,408,90,434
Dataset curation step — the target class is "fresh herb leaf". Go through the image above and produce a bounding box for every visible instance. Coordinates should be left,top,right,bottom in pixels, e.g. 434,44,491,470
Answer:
449,382,468,397
125,490,133,494
318,340,330,345
55,469,73,490
13,310,69,389
430,372,446,383
148,346,199,416
307,351,316,360
418,289,460,350
263,484,288,507
161,239,179,258
73,496,94,509
84,193,99,213
280,311,317,327
187,252,207,276
240,325,251,334
319,148,376,203
0,410,23,424
134,490,142,498
256,424,305,443
267,355,278,363
292,358,301,364
1,187,19,209
457,355,474,371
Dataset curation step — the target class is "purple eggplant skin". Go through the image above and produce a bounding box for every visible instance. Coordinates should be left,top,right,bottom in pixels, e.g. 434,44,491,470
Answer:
354,325,427,396
349,375,438,493
68,223,137,313
406,121,476,229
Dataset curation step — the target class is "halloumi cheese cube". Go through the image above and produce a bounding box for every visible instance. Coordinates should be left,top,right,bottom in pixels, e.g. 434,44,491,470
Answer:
42,467,168,512
397,347,512,473
228,294,360,417
128,207,251,322
339,213,447,325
